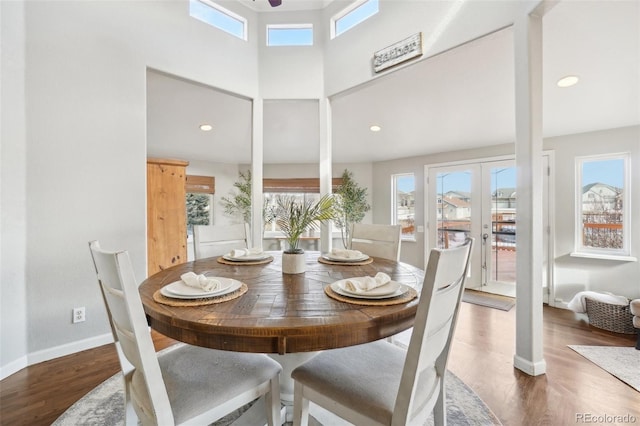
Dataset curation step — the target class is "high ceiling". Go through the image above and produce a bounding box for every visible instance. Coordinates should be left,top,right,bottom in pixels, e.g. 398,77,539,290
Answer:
242,0,334,13
146,1,639,165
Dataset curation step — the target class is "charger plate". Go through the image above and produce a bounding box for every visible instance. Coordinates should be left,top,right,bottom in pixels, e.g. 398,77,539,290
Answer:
153,283,248,307
324,283,417,306
217,256,273,266
317,256,373,266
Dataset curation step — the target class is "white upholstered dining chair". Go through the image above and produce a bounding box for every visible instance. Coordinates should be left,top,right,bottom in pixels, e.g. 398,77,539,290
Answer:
349,223,402,261
193,223,249,259
88,240,281,426
291,238,473,426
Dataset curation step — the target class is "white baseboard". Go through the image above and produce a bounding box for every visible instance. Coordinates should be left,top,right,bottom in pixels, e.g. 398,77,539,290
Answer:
513,354,547,376
1,333,115,381
2,333,112,380
0,355,28,381
550,298,570,309
26,332,114,369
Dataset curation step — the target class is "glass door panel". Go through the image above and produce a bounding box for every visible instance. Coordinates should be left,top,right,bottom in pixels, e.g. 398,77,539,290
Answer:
428,157,550,299
482,161,517,294
428,164,481,290
436,170,473,249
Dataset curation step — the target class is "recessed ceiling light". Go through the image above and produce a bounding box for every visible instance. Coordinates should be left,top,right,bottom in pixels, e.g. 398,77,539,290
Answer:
557,75,579,88
199,124,213,131
370,125,381,132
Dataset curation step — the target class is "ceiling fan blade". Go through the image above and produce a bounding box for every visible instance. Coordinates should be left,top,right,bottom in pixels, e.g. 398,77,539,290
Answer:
268,0,282,6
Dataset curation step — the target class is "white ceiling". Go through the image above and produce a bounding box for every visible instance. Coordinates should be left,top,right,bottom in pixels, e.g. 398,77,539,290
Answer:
242,0,335,13
146,0,639,165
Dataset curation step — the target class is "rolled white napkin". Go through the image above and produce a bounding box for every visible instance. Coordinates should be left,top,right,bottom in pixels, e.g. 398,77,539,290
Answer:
180,272,222,292
343,272,391,293
331,248,364,259
230,247,263,258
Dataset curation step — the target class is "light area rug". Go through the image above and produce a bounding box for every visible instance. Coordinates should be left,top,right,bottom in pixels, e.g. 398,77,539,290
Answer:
568,345,640,392
52,370,501,426
462,290,515,311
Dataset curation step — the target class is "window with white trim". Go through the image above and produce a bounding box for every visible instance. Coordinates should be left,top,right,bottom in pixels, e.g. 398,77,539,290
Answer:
392,173,416,240
267,24,313,46
185,175,215,236
331,0,379,39
574,153,631,258
189,0,247,41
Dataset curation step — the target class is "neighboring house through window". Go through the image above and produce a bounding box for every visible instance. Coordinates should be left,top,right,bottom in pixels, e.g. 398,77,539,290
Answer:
574,153,632,260
392,173,415,240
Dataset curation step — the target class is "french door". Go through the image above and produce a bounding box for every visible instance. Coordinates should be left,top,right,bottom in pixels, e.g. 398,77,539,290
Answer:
427,157,550,298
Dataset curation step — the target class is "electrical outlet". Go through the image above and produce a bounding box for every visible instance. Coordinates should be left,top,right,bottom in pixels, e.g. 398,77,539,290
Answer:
73,307,86,324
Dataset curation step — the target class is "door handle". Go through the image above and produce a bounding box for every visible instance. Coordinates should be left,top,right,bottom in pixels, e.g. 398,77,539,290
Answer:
481,234,488,276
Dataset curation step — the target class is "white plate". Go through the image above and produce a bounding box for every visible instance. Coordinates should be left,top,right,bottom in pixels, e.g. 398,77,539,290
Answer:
222,253,271,262
160,278,242,299
322,253,370,262
330,280,409,299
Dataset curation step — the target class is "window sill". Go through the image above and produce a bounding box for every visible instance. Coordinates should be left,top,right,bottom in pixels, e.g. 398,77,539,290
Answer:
570,252,637,262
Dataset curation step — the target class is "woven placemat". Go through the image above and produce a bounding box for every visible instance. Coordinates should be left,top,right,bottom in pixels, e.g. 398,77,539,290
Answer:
324,284,418,306
217,256,274,266
317,256,373,266
153,283,248,307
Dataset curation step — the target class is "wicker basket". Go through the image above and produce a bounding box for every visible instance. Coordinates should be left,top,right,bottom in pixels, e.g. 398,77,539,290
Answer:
585,298,635,334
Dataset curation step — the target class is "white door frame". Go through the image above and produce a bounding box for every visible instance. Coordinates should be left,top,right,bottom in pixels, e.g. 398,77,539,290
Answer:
424,152,555,303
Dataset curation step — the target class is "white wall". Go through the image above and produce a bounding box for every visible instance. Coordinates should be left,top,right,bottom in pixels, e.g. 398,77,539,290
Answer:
371,126,640,301
323,0,526,97
1,0,261,376
258,10,326,99
1,1,29,378
547,126,640,302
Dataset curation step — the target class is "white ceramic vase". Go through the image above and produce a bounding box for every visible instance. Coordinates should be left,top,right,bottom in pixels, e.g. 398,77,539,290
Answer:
282,252,306,274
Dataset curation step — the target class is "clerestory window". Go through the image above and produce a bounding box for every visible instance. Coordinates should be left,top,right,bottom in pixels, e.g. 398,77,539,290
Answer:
267,24,313,46
331,0,379,39
190,0,248,41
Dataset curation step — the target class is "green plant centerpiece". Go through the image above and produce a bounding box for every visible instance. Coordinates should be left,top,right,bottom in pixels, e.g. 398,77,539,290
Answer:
334,169,371,249
275,194,336,274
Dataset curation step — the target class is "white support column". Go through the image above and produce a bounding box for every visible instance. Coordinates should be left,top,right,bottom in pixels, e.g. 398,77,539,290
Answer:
251,97,264,250
513,7,546,376
319,98,333,253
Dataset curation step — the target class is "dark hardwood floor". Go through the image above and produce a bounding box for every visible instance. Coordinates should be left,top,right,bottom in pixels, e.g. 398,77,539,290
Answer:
1,303,638,426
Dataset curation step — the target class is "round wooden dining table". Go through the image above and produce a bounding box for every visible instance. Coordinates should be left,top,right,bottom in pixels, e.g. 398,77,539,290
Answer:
138,250,425,407
139,251,424,354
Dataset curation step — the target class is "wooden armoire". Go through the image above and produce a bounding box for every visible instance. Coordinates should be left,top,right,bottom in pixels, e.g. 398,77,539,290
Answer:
146,158,189,275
